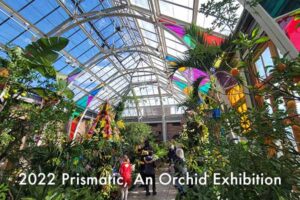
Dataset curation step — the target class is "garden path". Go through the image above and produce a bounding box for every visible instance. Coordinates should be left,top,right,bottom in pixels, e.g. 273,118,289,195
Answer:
127,167,177,200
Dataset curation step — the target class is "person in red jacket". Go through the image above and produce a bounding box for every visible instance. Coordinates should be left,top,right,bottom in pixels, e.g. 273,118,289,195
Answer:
119,155,132,200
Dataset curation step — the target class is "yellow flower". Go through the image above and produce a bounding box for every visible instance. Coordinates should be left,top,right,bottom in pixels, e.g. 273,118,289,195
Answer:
100,120,106,128
178,67,186,72
114,133,120,141
0,68,9,78
116,120,125,129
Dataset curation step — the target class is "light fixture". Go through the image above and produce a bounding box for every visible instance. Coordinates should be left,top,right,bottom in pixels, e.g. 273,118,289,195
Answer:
115,26,122,32
65,58,72,64
71,63,78,68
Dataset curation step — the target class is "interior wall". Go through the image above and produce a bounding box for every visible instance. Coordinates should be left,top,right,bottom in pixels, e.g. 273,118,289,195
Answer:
148,122,183,141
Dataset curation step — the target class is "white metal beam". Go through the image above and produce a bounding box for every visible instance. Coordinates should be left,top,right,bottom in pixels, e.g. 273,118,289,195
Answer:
237,0,298,59
192,0,200,24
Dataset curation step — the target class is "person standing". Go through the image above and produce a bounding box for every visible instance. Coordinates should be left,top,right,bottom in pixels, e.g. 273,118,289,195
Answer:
168,145,176,163
142,140,153,153
119,155,132,200
137,144,146,188
139,140,153,187
144,151,157,196
174,148,187,197
168,144,176,173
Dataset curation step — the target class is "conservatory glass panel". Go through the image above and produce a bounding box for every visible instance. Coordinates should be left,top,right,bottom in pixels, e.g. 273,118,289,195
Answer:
159,1,193,23
130,0,150,10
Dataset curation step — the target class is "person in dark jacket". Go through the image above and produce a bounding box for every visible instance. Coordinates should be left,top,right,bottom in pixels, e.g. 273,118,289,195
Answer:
143,139,153,152
168,145,176,164
144,151,156,196
138,140,153,188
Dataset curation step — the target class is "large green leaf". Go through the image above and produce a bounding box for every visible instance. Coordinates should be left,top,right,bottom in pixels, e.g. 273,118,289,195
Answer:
25,37,68,54
251,27,259,38
32,64,56,78
62,88,75,99
25,37,69,64
30,87,56,99
38,37,69,51
55,73,74,99
56,73,67,81
57,79,67,91
24,37,68,78
254,36,269,44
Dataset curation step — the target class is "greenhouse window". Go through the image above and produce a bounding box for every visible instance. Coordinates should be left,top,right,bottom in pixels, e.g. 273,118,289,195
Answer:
255,47,274,79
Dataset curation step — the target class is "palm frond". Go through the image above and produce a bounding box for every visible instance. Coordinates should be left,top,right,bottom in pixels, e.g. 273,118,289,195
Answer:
168,24,236,75
185,24,207,46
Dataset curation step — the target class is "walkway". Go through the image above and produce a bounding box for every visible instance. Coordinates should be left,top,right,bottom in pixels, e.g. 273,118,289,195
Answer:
128,167,177,200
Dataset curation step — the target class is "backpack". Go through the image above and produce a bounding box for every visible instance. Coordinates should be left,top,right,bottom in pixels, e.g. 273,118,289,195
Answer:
143,156,155,175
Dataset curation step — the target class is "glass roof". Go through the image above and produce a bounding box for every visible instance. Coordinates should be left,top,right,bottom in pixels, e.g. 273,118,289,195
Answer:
0,0,243,117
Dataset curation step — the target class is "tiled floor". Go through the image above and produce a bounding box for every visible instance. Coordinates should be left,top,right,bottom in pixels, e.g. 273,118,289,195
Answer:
128,168,178,200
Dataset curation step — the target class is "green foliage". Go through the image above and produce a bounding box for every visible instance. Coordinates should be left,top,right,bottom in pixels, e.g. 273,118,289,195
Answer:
114,96,138,121
0,184,8,199
0,38,84,199
24,37,68,78
170,24,234,102
5,136,122,199
122,122,152,146
173,24,300,200
233,28,269,63
152,143,168,159
178,103,300,199
114,100,125,121
43,186,107,200
171,24,224,73
178,93,199,110
200,0,241,32
200,0,263,33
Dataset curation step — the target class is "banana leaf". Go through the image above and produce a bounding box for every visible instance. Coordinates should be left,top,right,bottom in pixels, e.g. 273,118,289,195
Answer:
24,37,69,78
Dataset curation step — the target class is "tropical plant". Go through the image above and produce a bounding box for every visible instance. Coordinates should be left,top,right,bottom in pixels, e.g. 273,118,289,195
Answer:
114,95,139,121
173,26,300,199
169,24,233,102
0,37,74,159
122,122,152,147
200,0,263,33
0,37,85,199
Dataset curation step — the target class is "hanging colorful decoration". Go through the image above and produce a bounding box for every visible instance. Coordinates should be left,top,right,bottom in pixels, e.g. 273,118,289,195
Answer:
162,18,225,98
212,108,221,119
67,67,83,83
183,34,196,48
168,54,211,95
215,71,239,91
278,14,300,52
164,23,186,38
69,84,104,140
75,84,104,109
69,117,80,140
227,85,250,131
171,75,192,95
160,18,224,47
203,33,225,46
